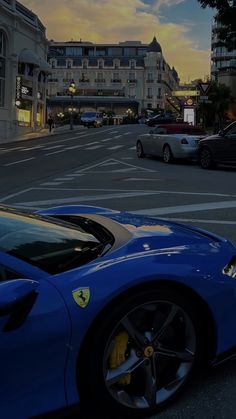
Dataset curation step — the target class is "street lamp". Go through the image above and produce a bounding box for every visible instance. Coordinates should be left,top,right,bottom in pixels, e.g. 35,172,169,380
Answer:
68,80,76,130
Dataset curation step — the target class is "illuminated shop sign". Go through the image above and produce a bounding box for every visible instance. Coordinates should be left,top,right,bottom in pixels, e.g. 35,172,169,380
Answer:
21,85,33,96
15,76,22,101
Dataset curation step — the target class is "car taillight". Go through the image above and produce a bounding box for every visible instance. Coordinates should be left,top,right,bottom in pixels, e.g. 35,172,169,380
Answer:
181,138,188,144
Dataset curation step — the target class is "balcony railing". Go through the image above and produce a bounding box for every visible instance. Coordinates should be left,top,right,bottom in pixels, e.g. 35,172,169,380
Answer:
147,95,153,99
146,79,154,83
79,79,90,83
95,79,106,83
127,79,137,83
111,79,122,83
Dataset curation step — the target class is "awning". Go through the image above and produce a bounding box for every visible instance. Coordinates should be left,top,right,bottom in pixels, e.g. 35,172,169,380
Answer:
38,58,52,74
18,49,40,66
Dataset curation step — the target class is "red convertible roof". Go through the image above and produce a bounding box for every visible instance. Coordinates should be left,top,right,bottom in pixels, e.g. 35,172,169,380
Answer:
156,123,207,135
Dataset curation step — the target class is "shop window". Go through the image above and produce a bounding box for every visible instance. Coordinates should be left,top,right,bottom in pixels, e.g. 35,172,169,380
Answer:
0,30,6,107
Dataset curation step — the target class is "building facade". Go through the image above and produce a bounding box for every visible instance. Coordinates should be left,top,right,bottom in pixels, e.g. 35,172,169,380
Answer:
47,37,180,116
0,0,50,140
211,18,236,97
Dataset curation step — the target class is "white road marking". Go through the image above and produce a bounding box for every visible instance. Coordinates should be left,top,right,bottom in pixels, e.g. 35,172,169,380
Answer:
85,145,103,150
132,200,236,216
0,188,34,202
101,138,113,142
45,149,65,156
162,217,236,225
53,177,74,181
65,145,84,150
13,191,158,207
123,177,157,180
107,145,124,150
74,158,157,173
4,157,35,166
20,145,44,151
40,182,64,186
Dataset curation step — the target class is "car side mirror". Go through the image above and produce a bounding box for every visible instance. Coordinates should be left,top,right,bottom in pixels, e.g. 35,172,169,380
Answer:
218,129,226,137
0,279,39,316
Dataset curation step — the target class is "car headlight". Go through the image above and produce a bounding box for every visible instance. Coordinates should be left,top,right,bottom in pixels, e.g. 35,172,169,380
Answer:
223,256,236,278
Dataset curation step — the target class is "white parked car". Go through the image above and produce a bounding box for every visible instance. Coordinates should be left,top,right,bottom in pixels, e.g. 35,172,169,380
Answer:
136,123,207,163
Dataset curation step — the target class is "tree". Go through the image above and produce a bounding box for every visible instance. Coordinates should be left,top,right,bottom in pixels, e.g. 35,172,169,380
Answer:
197,80,234,130
197,0,236,50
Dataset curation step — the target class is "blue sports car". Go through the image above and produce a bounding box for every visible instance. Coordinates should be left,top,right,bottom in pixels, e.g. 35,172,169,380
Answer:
0,204,236,418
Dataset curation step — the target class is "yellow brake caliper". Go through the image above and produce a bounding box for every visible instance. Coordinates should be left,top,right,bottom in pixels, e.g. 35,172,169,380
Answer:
109,331,131,385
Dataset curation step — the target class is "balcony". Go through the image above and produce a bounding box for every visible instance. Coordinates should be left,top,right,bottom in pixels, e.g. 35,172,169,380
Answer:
95,79,106,83
79,79,90,83
146,79,154,83
127,79,137,83
111,79,122,83
147,95,153,99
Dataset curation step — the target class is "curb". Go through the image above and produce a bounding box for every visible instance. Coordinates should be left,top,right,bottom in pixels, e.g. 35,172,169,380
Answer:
0,126,85,146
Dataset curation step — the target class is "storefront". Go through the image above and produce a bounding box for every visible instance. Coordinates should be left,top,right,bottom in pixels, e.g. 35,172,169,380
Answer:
0,0,50,140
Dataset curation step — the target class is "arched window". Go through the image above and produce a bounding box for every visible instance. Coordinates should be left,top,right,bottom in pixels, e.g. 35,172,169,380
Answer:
0,30,6,108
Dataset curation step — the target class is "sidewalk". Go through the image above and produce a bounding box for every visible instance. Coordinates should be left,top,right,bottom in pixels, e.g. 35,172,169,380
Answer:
0,124,85,146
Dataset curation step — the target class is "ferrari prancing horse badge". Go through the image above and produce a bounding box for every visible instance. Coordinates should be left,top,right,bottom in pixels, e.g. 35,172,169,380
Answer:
72,288,90,308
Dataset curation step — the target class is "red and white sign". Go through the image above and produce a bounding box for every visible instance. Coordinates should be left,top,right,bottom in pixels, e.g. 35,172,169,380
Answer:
198,83,211,95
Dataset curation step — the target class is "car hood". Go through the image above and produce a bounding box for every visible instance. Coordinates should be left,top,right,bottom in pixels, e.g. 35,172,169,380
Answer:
38,205,233,252
199,134,220,143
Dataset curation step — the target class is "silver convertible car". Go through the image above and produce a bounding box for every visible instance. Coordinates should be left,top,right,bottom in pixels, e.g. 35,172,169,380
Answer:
136,124,207,163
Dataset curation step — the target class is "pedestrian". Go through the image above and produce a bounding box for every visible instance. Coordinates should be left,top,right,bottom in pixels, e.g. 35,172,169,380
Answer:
47,115,53,132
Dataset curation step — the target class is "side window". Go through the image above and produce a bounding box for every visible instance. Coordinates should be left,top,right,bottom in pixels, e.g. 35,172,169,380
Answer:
153,127,167,134
0,265,22,282
228,125,236,137
0,30,7,108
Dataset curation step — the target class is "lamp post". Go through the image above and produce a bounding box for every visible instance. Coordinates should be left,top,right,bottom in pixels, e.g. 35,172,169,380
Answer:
68,80,76,130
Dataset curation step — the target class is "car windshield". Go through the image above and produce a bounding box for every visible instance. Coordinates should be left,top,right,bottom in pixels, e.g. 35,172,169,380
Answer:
0,208,113,275
81,112,97,117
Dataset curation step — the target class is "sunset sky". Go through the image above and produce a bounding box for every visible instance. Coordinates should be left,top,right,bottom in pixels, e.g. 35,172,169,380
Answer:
21,0,215,82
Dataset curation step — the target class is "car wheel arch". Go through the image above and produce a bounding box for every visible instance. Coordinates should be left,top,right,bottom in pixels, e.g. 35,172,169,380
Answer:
76,279,216,385
199,145,216,168
136,140,145,158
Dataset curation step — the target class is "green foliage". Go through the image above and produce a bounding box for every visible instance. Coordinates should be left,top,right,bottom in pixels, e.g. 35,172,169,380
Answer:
197,80,235,128
197,0,236,50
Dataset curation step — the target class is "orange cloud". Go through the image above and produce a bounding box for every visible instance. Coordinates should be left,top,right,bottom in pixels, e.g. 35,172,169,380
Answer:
21,0,211,82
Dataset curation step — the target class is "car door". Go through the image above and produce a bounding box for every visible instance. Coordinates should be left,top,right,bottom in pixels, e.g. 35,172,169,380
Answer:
0,261,71,419
226,124,236,163
149,127,167,156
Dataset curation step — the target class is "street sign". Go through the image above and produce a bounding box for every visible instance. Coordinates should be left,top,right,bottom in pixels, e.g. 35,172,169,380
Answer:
186,98,194,106
198,83,211,96
199,99,212,104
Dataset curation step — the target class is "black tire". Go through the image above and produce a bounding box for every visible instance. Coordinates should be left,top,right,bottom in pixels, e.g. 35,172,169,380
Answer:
199,147,215,169
136,141,145,158
79,288,204,418
163,145,174,163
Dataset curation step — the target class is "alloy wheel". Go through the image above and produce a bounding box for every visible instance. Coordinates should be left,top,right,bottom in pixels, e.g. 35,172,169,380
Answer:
103,299,196,410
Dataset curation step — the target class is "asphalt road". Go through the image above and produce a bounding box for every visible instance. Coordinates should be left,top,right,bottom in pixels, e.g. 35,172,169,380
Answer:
1,123,236,418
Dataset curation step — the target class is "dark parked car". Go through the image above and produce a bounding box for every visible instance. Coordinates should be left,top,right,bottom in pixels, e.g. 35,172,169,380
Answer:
146,114,176,127
198,121,236,169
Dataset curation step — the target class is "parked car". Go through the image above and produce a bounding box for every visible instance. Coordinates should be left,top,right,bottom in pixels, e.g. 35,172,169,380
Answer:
80,111,103,127
136,123,207,163
198,121,236,169
1,204,236,418
146,114,176,127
